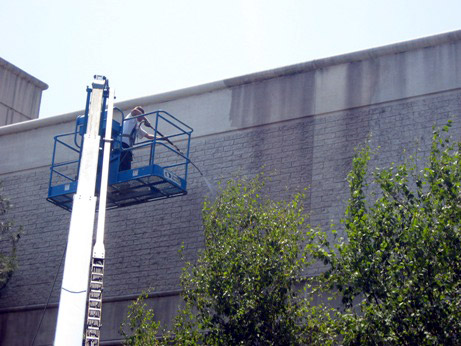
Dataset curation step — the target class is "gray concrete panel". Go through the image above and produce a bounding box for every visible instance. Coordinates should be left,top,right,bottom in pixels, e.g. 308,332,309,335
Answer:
2,30,461,175
0,293,181,345
0,58,47,126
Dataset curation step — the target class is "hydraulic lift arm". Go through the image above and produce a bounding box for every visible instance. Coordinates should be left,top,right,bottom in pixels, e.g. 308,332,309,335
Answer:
84,87,115,345
54,77,112,346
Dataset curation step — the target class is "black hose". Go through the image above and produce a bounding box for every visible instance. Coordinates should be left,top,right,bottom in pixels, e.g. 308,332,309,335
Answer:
31,244,67,346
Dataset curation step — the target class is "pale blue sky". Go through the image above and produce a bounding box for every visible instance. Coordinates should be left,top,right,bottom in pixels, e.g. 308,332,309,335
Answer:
1,0,461,118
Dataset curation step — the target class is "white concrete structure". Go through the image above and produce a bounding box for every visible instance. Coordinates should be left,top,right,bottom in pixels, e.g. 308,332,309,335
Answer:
0,57,48,126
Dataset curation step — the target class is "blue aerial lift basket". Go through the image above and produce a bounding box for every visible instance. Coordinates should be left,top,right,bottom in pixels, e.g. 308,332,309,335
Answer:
47,94,193,211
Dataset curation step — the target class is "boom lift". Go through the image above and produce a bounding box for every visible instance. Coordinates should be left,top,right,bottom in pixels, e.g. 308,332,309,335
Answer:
48,76,193,345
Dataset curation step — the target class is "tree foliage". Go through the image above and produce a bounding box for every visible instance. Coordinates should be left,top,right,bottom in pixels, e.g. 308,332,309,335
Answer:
123,123,461,345
312,122,461,345
120,292,161,346
0,182,20,291
123,175,318,345
171,175,314,345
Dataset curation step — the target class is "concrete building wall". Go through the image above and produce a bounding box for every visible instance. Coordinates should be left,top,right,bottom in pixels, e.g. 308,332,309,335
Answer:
1,30,461,345
0,57,48,126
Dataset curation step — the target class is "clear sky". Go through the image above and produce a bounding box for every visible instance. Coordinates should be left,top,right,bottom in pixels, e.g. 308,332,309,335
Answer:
2,0,461,118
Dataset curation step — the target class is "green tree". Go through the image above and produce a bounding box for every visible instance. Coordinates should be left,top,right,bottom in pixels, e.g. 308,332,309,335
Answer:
171,175,315,345
123,175,320,345
123,123,461,345
0,182,20,291
120,292,161,346
312,122,461,345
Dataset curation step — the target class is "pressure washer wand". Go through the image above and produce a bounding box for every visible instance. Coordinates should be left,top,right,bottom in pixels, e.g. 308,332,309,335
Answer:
143,120,205,177
143,120,215,195
187,157,205,176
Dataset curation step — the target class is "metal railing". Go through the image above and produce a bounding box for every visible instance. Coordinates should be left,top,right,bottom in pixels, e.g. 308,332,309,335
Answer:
49,109,193,194
118,110,193,184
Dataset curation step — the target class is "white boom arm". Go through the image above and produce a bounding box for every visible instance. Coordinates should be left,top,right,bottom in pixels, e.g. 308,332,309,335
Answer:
54,77,108,346
93,88,114,259
83,88,115,345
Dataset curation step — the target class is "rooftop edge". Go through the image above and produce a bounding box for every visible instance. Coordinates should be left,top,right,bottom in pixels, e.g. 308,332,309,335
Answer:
0,57,49,91
1,28,461,137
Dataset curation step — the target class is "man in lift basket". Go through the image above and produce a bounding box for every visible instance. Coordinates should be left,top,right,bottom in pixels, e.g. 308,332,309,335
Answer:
120,106,156,171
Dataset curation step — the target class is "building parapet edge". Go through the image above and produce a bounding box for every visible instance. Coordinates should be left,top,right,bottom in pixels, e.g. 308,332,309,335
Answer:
0,57,48,91
224,29,461,87
1,28,461,137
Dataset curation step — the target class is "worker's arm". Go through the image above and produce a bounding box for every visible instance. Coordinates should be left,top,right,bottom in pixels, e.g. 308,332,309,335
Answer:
137,126,155,140
140,121,166,141
140,120,161,140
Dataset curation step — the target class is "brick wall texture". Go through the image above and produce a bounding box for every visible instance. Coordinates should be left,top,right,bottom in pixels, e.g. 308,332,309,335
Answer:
1,89,461,312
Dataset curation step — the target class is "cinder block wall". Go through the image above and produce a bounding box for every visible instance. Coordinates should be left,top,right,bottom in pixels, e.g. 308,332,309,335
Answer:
1,30,461,345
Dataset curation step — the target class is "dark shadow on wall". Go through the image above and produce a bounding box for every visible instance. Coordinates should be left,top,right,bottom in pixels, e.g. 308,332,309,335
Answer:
227,70,317,129
309,107,371,235
226,72,317,211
